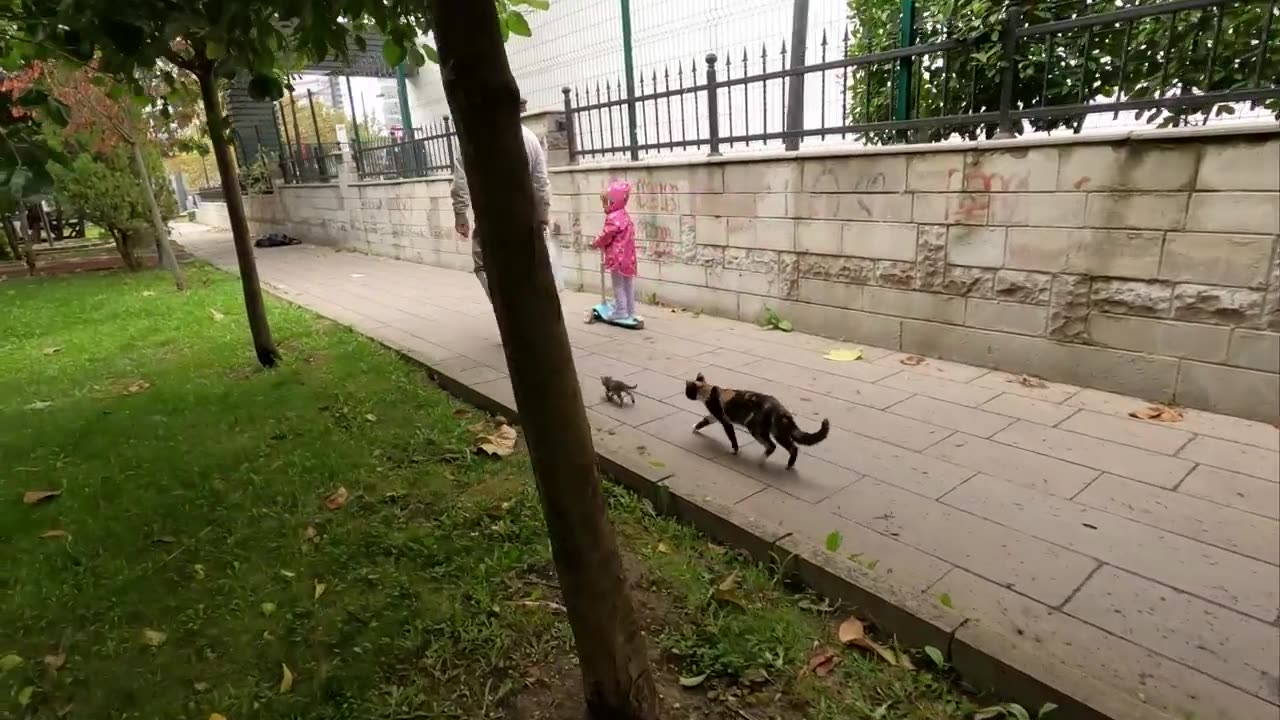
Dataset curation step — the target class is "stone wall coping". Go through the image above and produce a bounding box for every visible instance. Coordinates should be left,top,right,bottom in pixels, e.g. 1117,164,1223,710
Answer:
342,176,451,189
551,120,1280,174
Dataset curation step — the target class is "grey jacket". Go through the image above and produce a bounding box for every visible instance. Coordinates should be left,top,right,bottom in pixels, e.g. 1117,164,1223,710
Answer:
451,124,550,227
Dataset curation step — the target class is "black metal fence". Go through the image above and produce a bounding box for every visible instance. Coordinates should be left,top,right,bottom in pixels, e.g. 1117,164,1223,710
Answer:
352,121,457,181
564,0,1280,162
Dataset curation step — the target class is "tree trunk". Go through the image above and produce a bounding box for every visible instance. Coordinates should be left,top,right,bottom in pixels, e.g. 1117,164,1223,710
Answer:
18,211,36,276
429,3,658,719
111,228,140,271
196,66,278,367
131,140,187,290
2,216,21,261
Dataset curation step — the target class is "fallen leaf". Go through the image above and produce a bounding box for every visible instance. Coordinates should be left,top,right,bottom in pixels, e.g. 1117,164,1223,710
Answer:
656,542,672,554
314,582,327,601
706,543,727,556
938,592,954,609
467,420,489,434
42,346,63,355
494,415,509,426
647,459,666,469
823,348,864,362
923,645,946,669
209,715,226,720
141,629,167,647
151,535,177,544
278,663,294,693
806,648,840,677
476,424,518,457
141,290,156,297
260,602,277,617
24,400,53,410
900,355,926,366
324,486,350,511
209,308,225,322
43,653,65,671
1129,404,1183,423
1009,374,1048,389
23,490,61,505
678,672,708,688
280,570,296,579
837,616,866,645
193,681,211,693
39,529,69,540
0,654,23,672
742,667,769,685
825,531,842,552
17,685,34,706
350,273,365,278
123,379,151,395
364,413,377,422
302,525,318,542
859,637,900,666
716,571,739,593
452,408,470,418
192,564,206,579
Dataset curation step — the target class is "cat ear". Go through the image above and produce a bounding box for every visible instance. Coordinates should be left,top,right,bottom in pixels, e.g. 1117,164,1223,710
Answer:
695,373,705,382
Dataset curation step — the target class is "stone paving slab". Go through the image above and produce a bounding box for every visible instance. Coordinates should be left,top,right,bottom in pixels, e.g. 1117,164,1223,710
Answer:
177,225,1280,720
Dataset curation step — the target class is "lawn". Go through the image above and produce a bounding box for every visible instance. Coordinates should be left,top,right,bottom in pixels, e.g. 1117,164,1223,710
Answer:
0,265,989,719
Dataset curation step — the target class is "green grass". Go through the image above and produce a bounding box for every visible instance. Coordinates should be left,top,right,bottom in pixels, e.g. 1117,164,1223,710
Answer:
0,265,986,719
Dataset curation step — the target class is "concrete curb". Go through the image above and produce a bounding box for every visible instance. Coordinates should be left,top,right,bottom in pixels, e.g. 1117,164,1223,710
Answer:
277,281,1174,720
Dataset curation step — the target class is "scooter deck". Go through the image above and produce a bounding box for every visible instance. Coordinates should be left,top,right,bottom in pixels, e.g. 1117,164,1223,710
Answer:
587,302,644,329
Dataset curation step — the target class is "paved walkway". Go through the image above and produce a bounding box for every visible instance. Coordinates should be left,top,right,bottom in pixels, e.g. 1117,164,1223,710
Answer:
177,224,1279,720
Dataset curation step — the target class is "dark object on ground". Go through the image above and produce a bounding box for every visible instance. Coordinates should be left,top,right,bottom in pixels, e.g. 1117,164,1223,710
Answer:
253,233,301,248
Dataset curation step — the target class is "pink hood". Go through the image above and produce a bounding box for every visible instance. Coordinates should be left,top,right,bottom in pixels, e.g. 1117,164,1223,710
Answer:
605,180,631,213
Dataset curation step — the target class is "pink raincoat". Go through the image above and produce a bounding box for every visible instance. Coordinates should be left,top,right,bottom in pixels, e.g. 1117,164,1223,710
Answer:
592,180,637,278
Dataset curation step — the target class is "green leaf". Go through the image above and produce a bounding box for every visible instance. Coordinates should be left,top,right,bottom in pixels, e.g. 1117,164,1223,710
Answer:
938,592,953,609
17,685,34,707
973,708,1004,720
407,45,425,68
777,319,793,332
1037,703,1059,719
678,672,708,688
382,38,406,68
0,654,24,672
1006,704,1032,720
205,39,225,59
422,45,440,64
923,645,946,669
247,74,284,101
260,602,277,617
519,0,551,8
8,167,32,197
505,10,532,37
824,531,842,552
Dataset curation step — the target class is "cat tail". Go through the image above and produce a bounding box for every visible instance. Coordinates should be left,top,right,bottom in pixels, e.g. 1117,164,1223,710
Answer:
791,417,830,446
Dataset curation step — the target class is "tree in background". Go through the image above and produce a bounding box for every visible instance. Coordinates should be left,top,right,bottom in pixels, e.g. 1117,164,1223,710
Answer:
277,91,377,146
845,0,1280,143
50,145,177,270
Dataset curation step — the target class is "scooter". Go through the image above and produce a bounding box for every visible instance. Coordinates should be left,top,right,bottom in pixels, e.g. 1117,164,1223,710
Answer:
584,260,644,329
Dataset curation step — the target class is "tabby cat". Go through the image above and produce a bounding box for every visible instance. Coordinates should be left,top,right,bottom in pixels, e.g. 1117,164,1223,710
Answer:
684,372,830,469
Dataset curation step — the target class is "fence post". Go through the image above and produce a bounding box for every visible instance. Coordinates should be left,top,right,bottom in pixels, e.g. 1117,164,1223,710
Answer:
307,89,328,180
995,0,1023,138
443,117,456,170
704,54,721,157
344,75,365,178
784,0,809,151
270,104,291,184
620,0,639,160
288,95,305,179
561,87,578,165
893,0,917,140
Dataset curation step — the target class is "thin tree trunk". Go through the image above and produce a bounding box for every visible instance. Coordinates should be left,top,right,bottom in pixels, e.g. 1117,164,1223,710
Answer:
131,140,187,290
37,205,54,246
18,212,36,276
196,66,278,367
430,3,658,718
112,228,141,271
2,216,21,261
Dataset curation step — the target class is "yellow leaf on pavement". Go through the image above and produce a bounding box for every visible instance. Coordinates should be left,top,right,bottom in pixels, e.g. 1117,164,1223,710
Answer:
823,348,864,362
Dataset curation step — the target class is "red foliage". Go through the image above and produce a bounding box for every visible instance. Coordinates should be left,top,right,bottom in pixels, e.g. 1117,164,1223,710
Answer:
1,60,136,154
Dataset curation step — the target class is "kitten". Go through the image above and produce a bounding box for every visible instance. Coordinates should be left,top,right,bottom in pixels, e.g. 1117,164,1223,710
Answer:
601,375,637,405
684,372,829,469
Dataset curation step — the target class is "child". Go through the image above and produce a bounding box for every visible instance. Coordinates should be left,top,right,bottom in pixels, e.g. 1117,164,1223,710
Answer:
592,180,638,321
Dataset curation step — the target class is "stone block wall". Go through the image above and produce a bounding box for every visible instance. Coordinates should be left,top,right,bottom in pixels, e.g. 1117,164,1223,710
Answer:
234,130,1280,421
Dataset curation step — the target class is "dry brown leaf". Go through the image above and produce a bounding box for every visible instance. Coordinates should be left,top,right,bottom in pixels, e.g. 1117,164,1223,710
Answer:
452,408,470,418
141,629,167,647
806,648,841,677
656,541,672,554
861,638,900,666
837,616,866,645
302,525,318,542
39,529,69,540
716,571,740,593
477,424,518,457
900,355,926,366
314,582,327,601
323,486,350,511
23,490,61,505
1009,374,1048,389
123,379,151,395
43,653,65,672
1129,404,1184,423
494,415,509,426
208,308,225,322
278,663,294,693
42,346,63,355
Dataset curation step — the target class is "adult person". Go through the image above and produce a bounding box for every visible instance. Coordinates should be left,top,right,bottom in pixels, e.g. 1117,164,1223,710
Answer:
451,97,554,300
